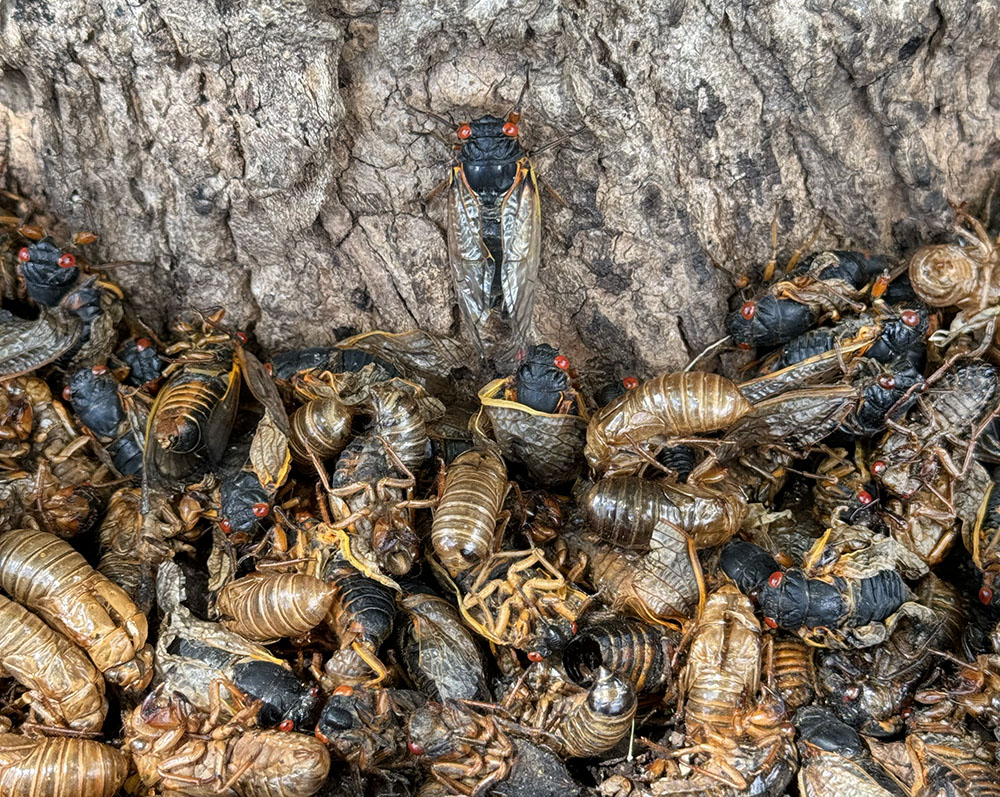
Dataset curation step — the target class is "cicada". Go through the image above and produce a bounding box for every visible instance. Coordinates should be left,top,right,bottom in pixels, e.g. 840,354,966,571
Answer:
431,97,542,353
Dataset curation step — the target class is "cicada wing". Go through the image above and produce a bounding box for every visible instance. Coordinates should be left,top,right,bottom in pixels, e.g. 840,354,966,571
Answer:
499,159,542,345
237,345,290,437
0,308,82,377
202,359,241,467
447,166,492,349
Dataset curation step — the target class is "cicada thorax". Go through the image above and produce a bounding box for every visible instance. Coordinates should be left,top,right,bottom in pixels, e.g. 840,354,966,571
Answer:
477,377,588,486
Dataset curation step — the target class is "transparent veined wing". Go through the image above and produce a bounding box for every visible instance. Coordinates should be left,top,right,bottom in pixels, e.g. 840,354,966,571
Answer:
499,159,542,345
447,166,492,351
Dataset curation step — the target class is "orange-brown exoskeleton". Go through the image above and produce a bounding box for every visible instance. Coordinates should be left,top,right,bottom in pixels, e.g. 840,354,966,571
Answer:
0,527,152,690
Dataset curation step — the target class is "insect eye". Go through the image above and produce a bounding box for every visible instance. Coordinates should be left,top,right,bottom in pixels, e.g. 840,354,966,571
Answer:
980,587,994,605
408,741,425,756
767,571,783,589
553,355,570,370
736,343,751,351
502,121,519,137
236,331,248,344
527,651,544,662
872,460,887,477
57,253,77,269
17,247,30,262
763,617,778,629
135,338,152,352
901,309,920,327
622,376,639,390
570,621,578,634
843,686,860,701
220,518,232,533
740,301,756,320
457,123,472,140
333,685,354,697
877,375,896,390
252,503,270,518
278,719,295,732
264,363,273,376
315,730,330,744
62,386,73,401
857,490,873,505
92,364,109,376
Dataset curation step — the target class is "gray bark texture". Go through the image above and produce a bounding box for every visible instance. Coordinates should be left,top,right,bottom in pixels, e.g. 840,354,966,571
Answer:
1,0,999,378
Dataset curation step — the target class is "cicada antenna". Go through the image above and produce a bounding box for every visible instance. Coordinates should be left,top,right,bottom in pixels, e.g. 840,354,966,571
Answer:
402,100,456,130
506,67,531,122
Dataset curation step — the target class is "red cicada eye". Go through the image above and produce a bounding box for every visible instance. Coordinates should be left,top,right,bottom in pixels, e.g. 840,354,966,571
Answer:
333,684,354,697
457,124,472,140
622,376,639,390
315,730,330,744
408,741,425,756
740,301,756,320
264,363,273,376
135,338,152,352
278,719,294,732
57,253,77,269
872,460,887,477
979,587,994,605
62,386,72,401
570,622,578,635
857,490,873,505
737,342,751,351
554,355,570,370
877,375,896,390
768,571,784,589
901,309,920,327
527,651,544,662
502,121,519,137
220,518,232,533
236,331,248,344
763,617,778,629
844,686,860,701
17,247,30,262
252,503,270,518
92,364,109,375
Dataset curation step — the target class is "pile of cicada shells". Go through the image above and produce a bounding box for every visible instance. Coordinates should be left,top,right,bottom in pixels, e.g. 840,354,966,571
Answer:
2,189,1000,797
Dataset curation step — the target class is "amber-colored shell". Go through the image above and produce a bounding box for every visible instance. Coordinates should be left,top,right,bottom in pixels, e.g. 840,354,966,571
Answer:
585,372,752,474
478,378,589,486
908,243,980,309
217,572,335,642
0,735,127,797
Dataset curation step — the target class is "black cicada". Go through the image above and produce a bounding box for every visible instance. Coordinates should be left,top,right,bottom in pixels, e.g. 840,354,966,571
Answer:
434,95,542,352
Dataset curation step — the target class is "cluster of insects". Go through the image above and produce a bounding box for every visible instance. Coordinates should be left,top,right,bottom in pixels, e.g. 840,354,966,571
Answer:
3,116,1000,797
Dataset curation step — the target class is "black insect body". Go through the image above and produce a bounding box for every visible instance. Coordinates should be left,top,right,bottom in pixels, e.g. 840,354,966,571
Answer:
217,438,273,538
446,112,540,351
230,659,320,731
759,568,908,631
511,344,569,414
17,238,80,307
66,366,144,475
727,250,891,348
844,364,923,437
116,338,164,387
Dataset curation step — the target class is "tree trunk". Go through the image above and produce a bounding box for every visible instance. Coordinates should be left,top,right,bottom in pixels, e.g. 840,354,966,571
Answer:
2,0,998,379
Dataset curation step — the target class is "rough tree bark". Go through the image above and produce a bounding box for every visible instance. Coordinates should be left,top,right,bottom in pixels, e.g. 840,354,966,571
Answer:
1,0,998,379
